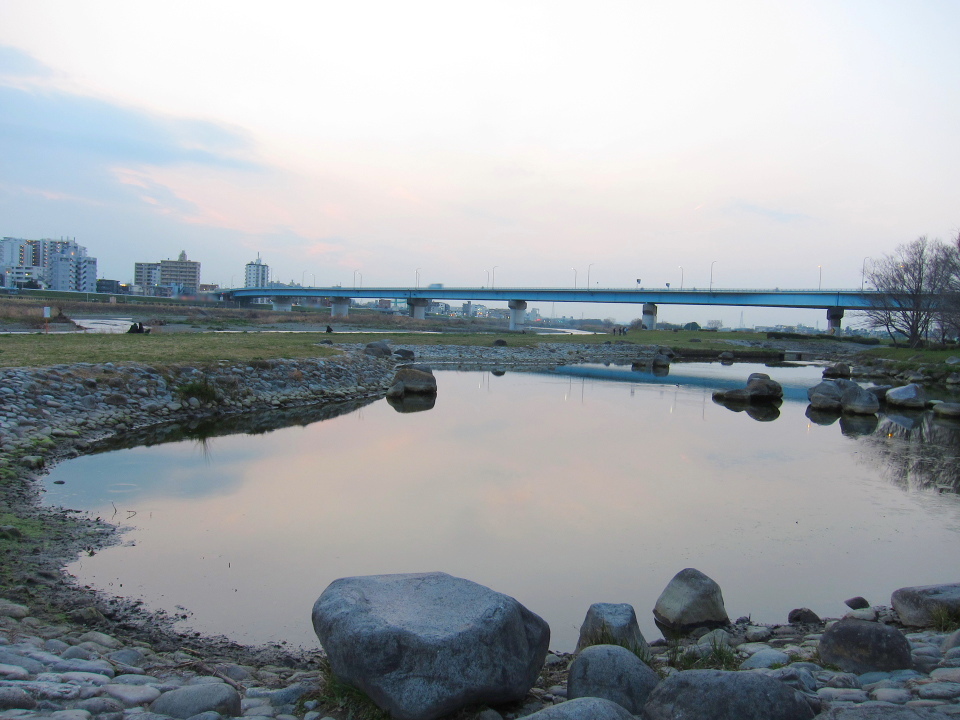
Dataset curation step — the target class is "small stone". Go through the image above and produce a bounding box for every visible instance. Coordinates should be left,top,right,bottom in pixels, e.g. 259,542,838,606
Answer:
845,597,871,610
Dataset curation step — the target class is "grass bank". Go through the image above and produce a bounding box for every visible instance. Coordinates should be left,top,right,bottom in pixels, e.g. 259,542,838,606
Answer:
0,329,792,368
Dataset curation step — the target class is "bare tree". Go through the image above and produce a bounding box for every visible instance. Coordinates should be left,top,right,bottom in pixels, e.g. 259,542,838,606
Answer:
862,236,959,347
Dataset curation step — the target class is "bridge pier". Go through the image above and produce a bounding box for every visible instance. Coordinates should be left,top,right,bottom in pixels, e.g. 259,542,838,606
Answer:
408,298,429,320
331,299,350,318
827,307,844,335
642,303,657,330
508,300,527,331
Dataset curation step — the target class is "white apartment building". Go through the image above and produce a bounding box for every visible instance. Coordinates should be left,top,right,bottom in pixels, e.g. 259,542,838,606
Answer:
0,237,97,291
244,256,270,287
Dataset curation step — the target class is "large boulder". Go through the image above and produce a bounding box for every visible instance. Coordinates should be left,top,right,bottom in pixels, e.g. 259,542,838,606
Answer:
576,603,648,654
653,568,729,635
150,683,241,719
567,644,659,714
386,367,438,398
521,697,635,720
885,384,927,409
823,363,852,379
363,340,393,358
840,385,880,415
817,618,912,674
745,374,783,401
643,669,814,720
891,583,960,627
311,572,550,720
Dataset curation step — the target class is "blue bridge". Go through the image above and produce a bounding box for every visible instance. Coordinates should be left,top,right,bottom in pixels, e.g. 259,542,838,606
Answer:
223,286,893,331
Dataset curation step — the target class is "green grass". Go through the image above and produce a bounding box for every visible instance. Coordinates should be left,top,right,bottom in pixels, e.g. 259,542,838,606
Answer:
302,658,388,720
858,347,960,364
666,637,741,672
930,605,960,632
578,621,654,665
0,333,343,367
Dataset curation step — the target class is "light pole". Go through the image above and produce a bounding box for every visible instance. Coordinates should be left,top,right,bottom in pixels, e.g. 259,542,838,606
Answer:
415,268,421,288
485,270,489,287
818,264,822,291
679,265,684,290
861,257,869,290
230,275,235,288
709,261,717,292
353,270,363,288
572,267,578,288
587,263,594,289
492,266,498,289
301,270,308,287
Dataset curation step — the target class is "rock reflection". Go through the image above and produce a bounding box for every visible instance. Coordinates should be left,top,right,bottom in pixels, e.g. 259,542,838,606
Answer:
90,397,379,453
387,394,437,413
838,414,879,437
712,397,782,422
805,406,839,426
859,412,960,491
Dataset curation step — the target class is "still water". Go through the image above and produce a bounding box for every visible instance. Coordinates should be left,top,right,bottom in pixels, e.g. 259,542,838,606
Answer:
42,362,960,651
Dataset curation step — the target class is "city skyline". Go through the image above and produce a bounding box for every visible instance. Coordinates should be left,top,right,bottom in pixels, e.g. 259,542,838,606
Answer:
1,1,958,325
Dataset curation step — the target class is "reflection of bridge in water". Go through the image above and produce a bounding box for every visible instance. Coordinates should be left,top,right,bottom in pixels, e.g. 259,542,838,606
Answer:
529,363,814,401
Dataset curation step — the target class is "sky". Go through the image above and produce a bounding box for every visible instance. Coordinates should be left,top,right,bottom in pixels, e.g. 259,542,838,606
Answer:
1,0,958,326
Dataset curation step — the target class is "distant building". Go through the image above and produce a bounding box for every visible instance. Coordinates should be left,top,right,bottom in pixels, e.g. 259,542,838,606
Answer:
96,279,125,294
0,237,97,291
244,255,269,287
134,251,201,296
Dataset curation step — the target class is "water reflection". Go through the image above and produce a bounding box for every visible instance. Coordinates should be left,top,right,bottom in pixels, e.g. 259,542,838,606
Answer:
387,394,437,413
41,364,960,653
861,413,960,492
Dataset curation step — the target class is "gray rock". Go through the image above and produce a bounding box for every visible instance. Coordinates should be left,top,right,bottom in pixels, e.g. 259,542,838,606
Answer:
567,644,659,714
942,629,960,653
846,597,871,610
363,341,392,358
892,583,960,627
0,686,37,710
644,669,814,720
740,648,791,669
808,380,843,402
885,384,927,409
386,367,437,397
653,568,729,634
824,363,852,379
745,626,773,642
575,603,648,654
788,608,822,624
746,376,783,401
52,658,115,677
818,707,957,718
312,572,549,720
520,697,635,720
150,683,241,719
932,403,960,418
818,619,912,674
841,386,880,415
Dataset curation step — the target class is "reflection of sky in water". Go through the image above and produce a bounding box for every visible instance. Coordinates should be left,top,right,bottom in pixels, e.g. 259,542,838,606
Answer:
42,363,960,652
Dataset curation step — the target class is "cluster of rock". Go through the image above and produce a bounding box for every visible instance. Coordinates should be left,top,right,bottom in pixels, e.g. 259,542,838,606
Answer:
307,569,960,720
0,353,396,464
847,357,960,389
0,597,323,720
811,363,960,420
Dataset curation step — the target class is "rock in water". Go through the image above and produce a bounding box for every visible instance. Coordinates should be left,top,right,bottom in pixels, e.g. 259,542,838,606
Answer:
817,618,912,674
576,603,648,654
653,568,729,635
311,572,550,720
892,583,960,627
840,385,880,415
567,645,659,714
644,669,814,720
885,384,927,409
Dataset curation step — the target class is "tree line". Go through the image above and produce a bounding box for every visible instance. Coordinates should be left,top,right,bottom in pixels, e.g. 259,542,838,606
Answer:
863,234,960,347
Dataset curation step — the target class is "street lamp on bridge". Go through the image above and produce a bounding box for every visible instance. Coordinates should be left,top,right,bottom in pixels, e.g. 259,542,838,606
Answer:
679,265,683,290
572,267,577,288
587,263,594,289
861,257,870,290
818,265,822,291
415,268,421,289
353,270,362,289
710,261,717,292
492,266,498,289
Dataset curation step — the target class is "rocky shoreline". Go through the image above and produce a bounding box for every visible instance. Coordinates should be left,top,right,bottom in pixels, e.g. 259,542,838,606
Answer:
1,339,959,719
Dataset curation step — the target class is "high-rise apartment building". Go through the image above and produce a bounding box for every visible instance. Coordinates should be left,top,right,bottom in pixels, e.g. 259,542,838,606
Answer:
134,251,201,296
0,237,97,291
244,255,269,287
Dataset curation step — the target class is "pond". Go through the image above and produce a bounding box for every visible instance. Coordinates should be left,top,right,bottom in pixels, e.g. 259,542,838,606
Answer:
41,362,960,652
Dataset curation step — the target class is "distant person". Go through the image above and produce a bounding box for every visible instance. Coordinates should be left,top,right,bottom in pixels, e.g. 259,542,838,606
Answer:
326,325,333,333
